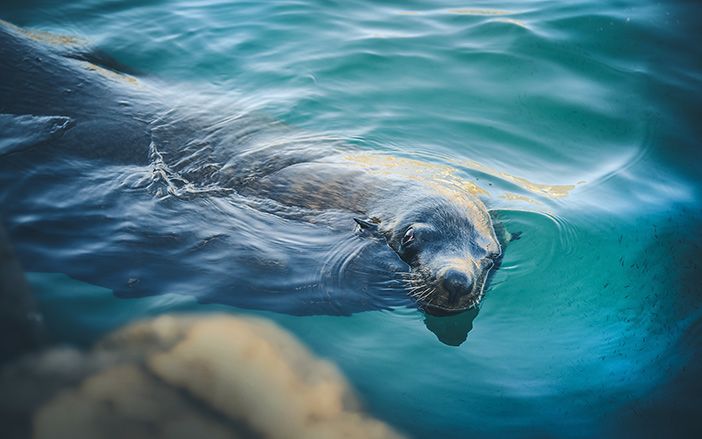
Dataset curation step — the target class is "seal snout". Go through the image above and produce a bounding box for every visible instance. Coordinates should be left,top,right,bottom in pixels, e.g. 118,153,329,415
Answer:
440,269,473,305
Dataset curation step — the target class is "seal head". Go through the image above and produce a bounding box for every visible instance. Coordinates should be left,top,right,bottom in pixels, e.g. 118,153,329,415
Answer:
358,194,501,315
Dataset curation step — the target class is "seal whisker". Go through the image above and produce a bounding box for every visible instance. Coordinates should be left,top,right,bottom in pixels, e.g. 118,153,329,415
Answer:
406,286,426,298
416,288,436,302
402,279,417,288
411,287,433,301
407,290,422,297
404,281,425,293
410,291,425,301
406,282,427,293
405,284,425,293
418,285,438,301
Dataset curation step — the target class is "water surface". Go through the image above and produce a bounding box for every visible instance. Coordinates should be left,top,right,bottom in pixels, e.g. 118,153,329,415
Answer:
1,0,701,437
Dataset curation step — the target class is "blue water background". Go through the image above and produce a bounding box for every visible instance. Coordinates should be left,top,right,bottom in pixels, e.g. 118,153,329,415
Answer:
2,0,702,437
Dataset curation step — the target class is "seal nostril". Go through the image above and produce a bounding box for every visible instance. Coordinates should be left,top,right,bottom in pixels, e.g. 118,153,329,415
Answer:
440,269,472,304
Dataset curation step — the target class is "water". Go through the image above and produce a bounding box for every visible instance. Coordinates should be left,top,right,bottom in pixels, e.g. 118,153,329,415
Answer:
1,0,701,437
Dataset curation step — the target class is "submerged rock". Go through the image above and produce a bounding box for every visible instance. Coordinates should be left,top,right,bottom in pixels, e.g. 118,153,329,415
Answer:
0,314,404,439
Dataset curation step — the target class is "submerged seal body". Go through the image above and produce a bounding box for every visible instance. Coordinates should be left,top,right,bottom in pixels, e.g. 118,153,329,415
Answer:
0,21,502,315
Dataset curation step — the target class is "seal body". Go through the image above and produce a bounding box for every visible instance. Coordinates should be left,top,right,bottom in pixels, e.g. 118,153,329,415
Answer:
0,21,501,315
0,21,152,164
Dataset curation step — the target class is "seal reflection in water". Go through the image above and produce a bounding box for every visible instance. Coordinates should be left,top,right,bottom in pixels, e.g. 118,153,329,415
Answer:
240,154,502,315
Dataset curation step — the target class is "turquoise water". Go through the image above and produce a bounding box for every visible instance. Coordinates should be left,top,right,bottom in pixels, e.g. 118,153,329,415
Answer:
2,0,702,437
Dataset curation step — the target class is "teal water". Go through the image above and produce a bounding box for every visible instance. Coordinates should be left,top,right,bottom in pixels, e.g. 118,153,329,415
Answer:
2,0,702,438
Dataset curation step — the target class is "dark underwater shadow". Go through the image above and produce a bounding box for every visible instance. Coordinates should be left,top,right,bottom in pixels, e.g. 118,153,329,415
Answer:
424,307,479,346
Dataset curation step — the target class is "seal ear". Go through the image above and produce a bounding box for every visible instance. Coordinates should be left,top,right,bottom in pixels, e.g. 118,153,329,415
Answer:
354,217,378,232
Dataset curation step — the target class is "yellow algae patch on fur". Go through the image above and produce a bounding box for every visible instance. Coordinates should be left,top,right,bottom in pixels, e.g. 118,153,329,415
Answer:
0,19,83,46
506,174,575,199
21,29,82,46
501,192,543,205
458,158,577,199
342,153,488,198
341,152,575,201
81,61,140,86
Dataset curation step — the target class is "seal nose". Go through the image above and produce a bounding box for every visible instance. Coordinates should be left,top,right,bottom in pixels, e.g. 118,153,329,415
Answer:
440,269,473,305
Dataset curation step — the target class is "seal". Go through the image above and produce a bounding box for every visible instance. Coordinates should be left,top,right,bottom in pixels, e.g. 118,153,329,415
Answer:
0,21,503,315
238,153,503,314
